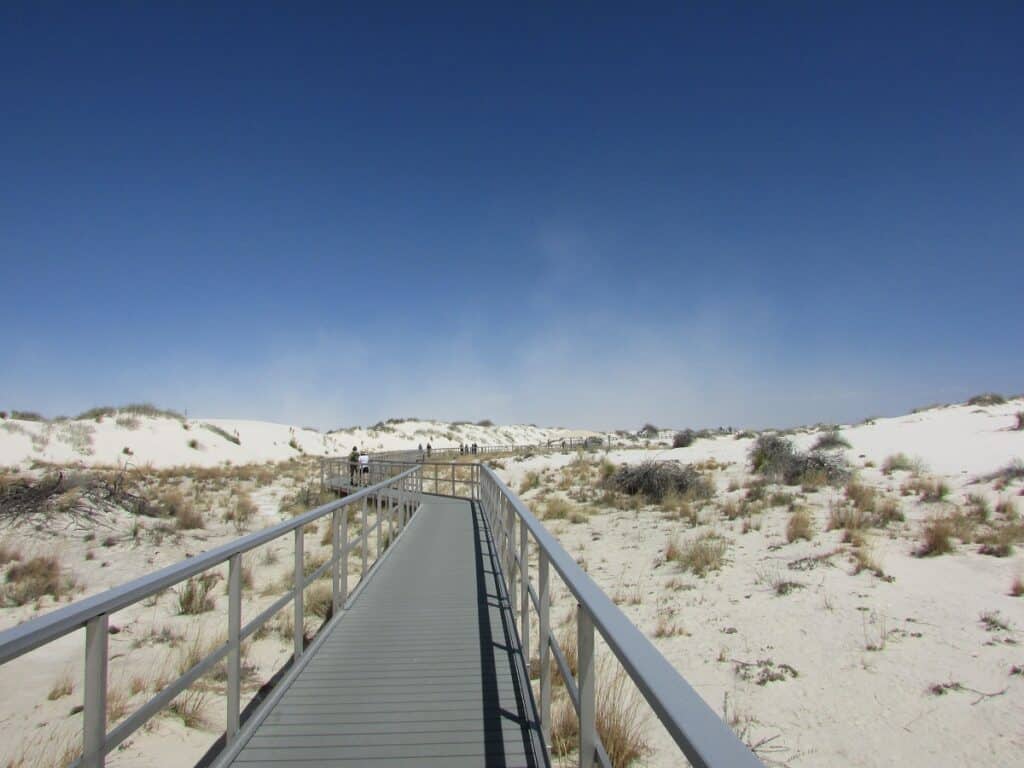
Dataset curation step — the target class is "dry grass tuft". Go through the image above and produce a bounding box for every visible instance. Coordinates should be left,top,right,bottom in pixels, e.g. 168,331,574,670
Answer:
1010,575,1024,597
177,573,218,614
917,517,954,557
304,581,334,620
786,507,813,542
666,531,727,577
47,670,74,700
3,555,73,606
167,688,208,729
881,453,918,475
519,471,542,494
543,497,574,520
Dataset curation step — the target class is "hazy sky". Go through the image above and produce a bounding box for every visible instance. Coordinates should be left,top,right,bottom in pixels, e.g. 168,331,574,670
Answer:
2,3,1021,430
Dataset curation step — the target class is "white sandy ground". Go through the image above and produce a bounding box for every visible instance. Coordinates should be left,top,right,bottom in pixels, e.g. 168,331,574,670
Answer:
0,414,603,470
495,399,1024,767
0,400,1021,766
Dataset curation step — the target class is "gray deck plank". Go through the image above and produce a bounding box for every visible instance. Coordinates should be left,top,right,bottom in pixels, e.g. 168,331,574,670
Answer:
228,496,548,767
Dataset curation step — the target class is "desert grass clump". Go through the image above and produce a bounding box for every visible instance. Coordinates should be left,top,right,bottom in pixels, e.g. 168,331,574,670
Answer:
516,473,540,495
202,423,241,445
1015,412,1024,431
47,671,74,700
604,461,713,504
966,493,992,522
917,518,954,557
0,541,22,566
543,497,573,520
1011,576,1024,597
177,573,218,614
304,581,334,620
595,661,651,767
3,555,72,606
167,688,208,729
786,507,813,542
227,492,257,532
902,477,950,502
881,453,917,475
666,531,727,577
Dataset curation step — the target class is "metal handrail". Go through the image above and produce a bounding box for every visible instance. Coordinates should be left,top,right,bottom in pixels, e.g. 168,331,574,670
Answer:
0,465,425,768
478,467,763,768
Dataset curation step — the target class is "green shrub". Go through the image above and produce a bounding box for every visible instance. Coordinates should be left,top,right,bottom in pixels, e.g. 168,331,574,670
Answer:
604,461,713,503
672,429,697,448
967,393,1006,407
812,429,850,451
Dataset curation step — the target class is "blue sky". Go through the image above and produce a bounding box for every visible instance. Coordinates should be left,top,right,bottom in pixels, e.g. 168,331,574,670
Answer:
2,3,1021,430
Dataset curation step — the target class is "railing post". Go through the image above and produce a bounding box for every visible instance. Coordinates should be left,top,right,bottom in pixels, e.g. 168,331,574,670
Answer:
539,551,551,748
227,554,242,743
376,493,382,558
332,507,342,616
340,504,349,603
520,517,529,664
293,528,304,659
578,607,596,768
361,496,368,578
82,613,108,768
451,463,455,497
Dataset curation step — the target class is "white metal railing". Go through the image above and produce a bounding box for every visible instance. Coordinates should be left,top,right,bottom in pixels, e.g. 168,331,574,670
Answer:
477,467,764,768
0,466,424,768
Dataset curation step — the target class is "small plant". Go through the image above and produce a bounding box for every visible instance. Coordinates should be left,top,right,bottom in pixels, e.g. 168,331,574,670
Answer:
167,688,208,729
543,498,573,520
882,453,916,475
47,671,74,700
917,518,954,557
3,555,73,606
786,507,813,542
187,438,200,450
177,573,217,614
1015,411,1024,431
902,477,949,502
519,471,541,494
980,610,1010,632
1011,576,1023,597
666,531,727,577
227,492,257,532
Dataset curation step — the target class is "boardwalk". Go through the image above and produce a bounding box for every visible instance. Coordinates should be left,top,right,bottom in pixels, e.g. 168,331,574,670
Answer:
226,496,548,767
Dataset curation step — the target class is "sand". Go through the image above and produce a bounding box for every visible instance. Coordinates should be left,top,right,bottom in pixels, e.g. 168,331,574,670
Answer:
1,399,1022,766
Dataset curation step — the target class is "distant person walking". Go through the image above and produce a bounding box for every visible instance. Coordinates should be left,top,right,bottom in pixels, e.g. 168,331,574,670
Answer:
348,446,359,485
426,443,432,458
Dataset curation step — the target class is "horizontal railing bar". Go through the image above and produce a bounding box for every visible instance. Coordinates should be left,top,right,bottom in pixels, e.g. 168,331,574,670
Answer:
0,467,419,665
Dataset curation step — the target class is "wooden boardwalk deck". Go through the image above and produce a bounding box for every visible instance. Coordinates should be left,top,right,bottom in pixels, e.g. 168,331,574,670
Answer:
227,496,548,767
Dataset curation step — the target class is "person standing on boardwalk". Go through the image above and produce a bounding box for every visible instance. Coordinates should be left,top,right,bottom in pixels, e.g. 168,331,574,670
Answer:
348,446,359,485
426,443,432,458
358,449,370,485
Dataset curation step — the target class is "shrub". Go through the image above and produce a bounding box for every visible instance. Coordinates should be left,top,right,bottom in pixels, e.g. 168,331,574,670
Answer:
115,415,141,430
749,435,847,486
1015,412,1024,431
187,438,200,450
968,393,1006,407
595,661,651,766
1011,576,1023,597
3,555,72,606
812,429,850,451
177,573,217,614
11,410,45,421
475,419,494,427
845,481,877,515
917,518,954,557
605,462,714,504
749,435,795,481
638,423,660,438
786,508,813,542
672,429,697,448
